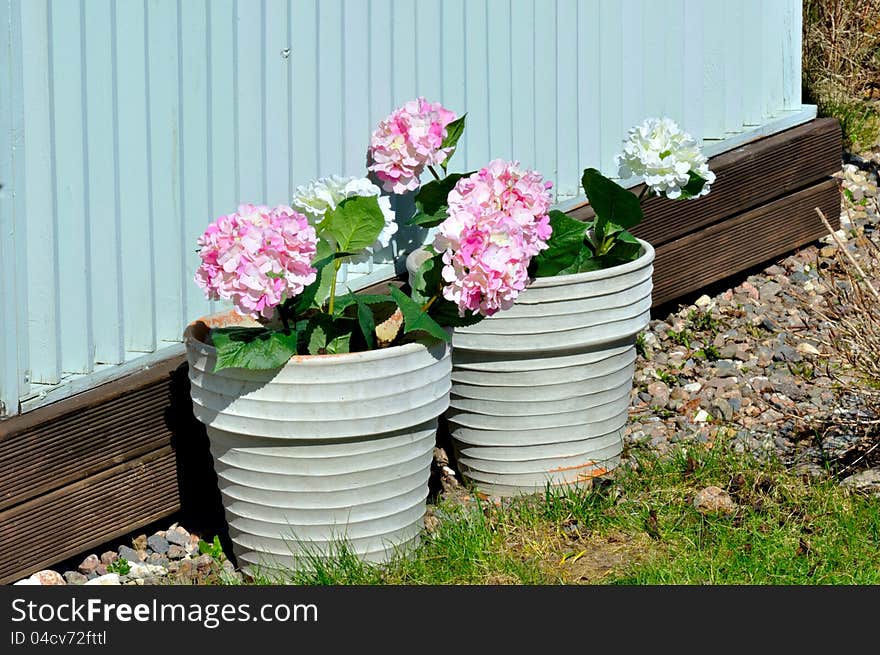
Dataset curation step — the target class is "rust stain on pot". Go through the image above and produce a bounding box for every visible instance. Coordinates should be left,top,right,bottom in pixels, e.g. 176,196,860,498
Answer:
548,461,609,481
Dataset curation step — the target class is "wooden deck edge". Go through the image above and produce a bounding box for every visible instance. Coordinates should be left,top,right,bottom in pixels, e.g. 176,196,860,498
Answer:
651,178,841,306
0,446,182,584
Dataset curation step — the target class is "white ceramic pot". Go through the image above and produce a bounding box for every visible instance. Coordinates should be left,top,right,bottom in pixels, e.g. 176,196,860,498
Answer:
183,311,451,574
406,240,654,497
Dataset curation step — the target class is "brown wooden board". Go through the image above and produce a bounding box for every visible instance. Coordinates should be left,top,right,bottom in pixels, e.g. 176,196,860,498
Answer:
568,118,842,247
0,447,181,584
0,355,186,512
651,178,841,306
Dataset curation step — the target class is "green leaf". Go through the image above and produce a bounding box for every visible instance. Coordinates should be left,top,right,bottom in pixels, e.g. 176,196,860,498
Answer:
440,113,467,171
389,286,451,342
210,327,300,371
531,210,589,277
581,168,644,230
408,172,473,228
427,297,483,328
293,239,338,314
411,250,443,304
353,295,376,350
303,314,354,355
678,171,710,200
320,195,385,252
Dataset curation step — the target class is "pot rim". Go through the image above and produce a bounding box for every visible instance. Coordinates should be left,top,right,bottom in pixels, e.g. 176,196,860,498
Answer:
407,238,655,288
184,310,448,366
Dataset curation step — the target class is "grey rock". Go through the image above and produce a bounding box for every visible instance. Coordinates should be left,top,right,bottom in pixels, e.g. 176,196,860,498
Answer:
840,468,880,496
715,360,738,378
165,527,191,547
711,398,734,421
63,571,88,585
117,545,143,563
147,535,170,555
78,554,100,575
167,544,188,560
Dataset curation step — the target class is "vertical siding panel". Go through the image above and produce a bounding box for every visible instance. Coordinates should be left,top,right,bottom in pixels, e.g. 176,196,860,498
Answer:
317,0,343,177
702,0,726,139
661,0,684,126
741,0,763,125
391,0,416,105
20,0,60,383
236,0,264,200
533,0,556,189
369,0,393,127
782,0,802,109
487,0,512,162
290,0,318,186
510,0,535,171
343,0,369,177
146,0,182,343
577,0,600,182
681,0,704,142
51,0,92,372
641,0,666,117
440,0,466,158
264,0,291,204
597,0,621,175
84,0,123,364
116,0,156,352
209,0,236,216
180,0,211,324
763,0,784,118
723,0,744,133
1,0,30,411
618,0,643,164
464,0,490,171
555,0,578,197
414,0,442,103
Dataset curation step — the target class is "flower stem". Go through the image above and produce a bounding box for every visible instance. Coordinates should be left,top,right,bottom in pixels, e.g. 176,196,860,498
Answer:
327,259,343,315
421,294,439,313
428,165,441,181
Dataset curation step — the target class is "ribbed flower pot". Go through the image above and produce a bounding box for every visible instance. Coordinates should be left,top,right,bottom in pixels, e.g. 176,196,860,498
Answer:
183,311,451,574
408,240,654,497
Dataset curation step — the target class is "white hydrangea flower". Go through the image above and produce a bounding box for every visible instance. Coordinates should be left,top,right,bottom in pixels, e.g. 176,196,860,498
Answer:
615,117,716,200
292,175,398,263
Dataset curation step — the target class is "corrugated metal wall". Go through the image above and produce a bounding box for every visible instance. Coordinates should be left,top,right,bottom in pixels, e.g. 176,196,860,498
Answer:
1,0,805,415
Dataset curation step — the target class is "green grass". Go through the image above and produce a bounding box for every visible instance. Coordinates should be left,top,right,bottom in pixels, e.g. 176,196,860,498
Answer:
238,442,880,585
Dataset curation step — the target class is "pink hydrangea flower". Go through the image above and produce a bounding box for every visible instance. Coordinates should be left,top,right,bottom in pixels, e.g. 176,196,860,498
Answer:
368,97,457,194
432,160,553,317
194,204,318,320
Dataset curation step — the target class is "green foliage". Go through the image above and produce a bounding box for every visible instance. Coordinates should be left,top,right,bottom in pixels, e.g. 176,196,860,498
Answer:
107,558,131,575
408,172,472,228
440,114,467,171
319,195,386,252
581,167,644,232
635,332,649,359
531,210,589,276
210,327,301,372
687,308,720,335
198,535,225,561
695,345,721,362
666,328,692,349
410,250,444,304
677,171,711,199
389,287,450,342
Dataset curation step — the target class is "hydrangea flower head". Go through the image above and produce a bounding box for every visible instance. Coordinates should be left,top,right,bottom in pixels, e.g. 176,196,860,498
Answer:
432,159,553,317
194,204,318,320
368,97,457,194
615,117,716,199
292,175,398,263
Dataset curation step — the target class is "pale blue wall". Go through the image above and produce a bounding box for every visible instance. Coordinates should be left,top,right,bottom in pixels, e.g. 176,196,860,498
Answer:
1,0,805,415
